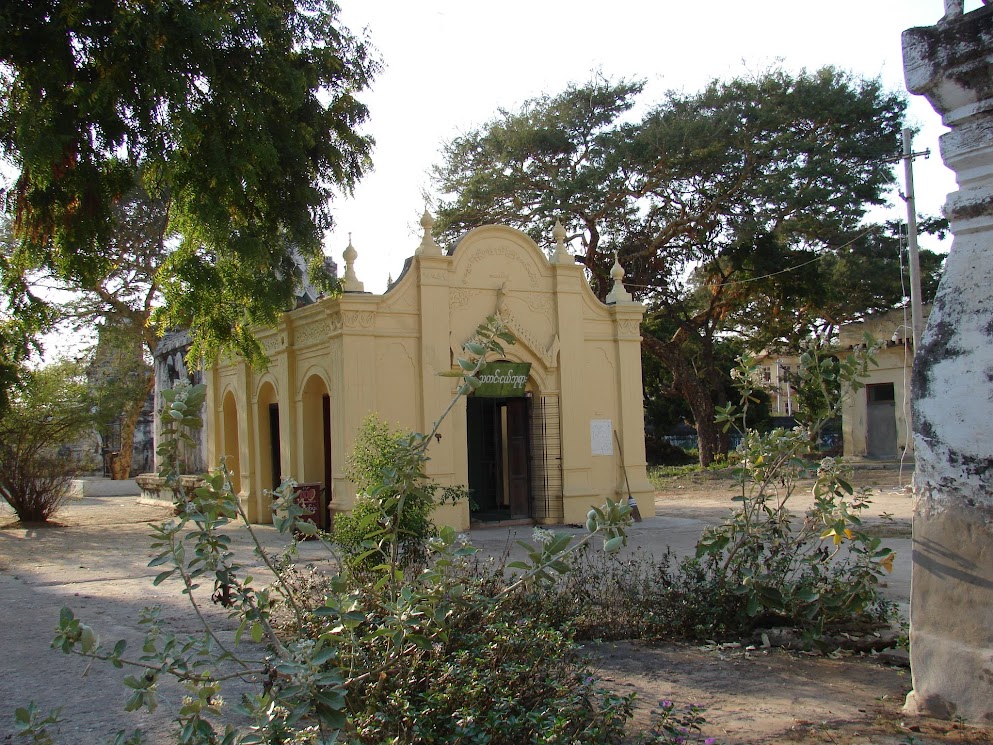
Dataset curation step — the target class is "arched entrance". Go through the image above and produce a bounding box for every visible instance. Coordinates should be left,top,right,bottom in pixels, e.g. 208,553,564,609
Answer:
300,374,332,494
221,391,241,494
257,382,281,491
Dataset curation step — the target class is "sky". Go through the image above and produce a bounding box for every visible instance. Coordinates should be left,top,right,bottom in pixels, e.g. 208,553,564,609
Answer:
327,0,977,293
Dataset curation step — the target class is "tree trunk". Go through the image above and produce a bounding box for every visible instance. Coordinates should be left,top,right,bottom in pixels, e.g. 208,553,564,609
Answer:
109,373,154,480
642,332,725,467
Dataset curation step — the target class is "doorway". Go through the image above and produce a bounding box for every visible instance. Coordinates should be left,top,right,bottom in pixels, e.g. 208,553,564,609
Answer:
268,403,282,489
866,382,897,458
466,396,531,521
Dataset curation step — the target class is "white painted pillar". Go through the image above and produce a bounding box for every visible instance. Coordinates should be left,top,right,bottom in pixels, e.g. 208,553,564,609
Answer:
903,6,993,723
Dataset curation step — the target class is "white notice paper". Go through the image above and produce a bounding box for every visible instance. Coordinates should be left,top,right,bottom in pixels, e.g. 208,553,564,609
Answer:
590,419,613,455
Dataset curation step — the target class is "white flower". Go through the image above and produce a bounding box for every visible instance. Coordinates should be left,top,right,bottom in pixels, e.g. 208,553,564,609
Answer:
532,527,554,546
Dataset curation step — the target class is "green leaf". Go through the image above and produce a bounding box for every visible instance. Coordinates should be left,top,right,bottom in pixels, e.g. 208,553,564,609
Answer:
152,570,175,586
251,623,264,643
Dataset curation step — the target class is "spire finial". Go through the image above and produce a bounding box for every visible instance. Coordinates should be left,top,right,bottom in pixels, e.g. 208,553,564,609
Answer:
342,234,364,292
416,209,442,257
605,250,632,304
551,219,571,264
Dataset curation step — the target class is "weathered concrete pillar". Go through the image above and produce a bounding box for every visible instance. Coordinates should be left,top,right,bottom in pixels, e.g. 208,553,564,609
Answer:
903,5,993,724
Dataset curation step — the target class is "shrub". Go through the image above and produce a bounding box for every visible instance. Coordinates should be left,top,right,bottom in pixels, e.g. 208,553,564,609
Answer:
0,360,92,522
333,415,439,574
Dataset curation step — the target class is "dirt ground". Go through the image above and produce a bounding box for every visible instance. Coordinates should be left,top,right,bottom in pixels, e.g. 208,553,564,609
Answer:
1,463,991,745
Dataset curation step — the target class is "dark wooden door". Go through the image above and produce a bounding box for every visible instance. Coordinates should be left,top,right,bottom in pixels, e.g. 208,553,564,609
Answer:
506,397,530,518
268,403,281,489
467,397,501,512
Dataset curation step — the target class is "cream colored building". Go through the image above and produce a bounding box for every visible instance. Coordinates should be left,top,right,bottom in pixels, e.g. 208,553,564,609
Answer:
753,306,921,459
205,218,654,529
838,307,920,460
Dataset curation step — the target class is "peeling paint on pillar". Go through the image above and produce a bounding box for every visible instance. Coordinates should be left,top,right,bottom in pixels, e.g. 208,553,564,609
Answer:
903,5,993,724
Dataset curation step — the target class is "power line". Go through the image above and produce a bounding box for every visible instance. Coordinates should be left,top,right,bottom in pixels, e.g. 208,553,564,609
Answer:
624,225,879,292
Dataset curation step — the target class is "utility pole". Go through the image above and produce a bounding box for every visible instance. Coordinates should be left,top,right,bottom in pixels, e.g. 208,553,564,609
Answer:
899,128,930,352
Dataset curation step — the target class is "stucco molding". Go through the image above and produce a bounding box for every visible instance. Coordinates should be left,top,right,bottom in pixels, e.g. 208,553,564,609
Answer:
259,334,285,354
293,320,332,348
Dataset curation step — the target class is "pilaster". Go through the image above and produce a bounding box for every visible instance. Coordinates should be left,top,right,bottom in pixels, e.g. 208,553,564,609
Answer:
552,258,596,514
416,254,456,478
609,301,654,517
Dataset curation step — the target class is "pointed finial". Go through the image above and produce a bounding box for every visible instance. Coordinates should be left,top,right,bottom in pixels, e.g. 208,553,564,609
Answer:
416,209,442,256
342,234,364,292
605,250,632,304
551,219,571,264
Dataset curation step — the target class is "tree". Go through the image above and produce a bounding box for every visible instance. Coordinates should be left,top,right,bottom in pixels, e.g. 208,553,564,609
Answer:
0,359,93,522
431,69,907,465
730,217,947,351
0,0,377,406
86,317,155,479
8,181,168,478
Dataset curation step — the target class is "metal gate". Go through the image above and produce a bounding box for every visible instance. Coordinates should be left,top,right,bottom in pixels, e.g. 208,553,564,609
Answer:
529,393,563,522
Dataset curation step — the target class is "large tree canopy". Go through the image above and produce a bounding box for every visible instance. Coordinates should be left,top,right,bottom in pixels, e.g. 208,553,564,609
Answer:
432,68,911,465
0,0,378,385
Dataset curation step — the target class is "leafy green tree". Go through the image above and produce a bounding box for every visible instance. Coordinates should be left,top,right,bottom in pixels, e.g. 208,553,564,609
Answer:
432,69,907,465
732,217,947,351
0,0,378,404
0,359,93,522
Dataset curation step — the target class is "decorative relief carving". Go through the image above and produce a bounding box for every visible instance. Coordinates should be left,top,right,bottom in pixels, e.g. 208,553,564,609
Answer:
461,246,539,287
617,319,641,337
260,334,284,353
523,293,554,317
449,288,473,311
294,322,331,348
341,311,375,329
425,270,448,283
456,311,560,369
329,312,343,331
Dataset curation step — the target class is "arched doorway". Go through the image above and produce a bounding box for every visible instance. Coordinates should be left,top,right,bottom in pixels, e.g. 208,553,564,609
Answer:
221,391,241,494
301,374,332,495
257,382,281,491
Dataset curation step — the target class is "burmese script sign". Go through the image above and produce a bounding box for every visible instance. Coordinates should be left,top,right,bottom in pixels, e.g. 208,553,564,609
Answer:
475,362,531,398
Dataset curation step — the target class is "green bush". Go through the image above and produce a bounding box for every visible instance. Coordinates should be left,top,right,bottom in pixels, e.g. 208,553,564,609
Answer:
0,360,93,522
333,414,454,574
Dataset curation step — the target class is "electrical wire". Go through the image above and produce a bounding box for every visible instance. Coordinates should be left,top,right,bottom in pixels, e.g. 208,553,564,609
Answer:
622,226,879,292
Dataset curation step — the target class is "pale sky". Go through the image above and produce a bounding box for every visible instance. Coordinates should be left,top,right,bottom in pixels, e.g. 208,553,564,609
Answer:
329,0,975,293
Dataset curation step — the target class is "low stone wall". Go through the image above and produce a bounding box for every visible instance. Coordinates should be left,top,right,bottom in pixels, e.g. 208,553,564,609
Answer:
135,473,205,506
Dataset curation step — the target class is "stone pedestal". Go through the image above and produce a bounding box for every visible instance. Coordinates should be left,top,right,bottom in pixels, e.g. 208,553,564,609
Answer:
903,5,993,724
